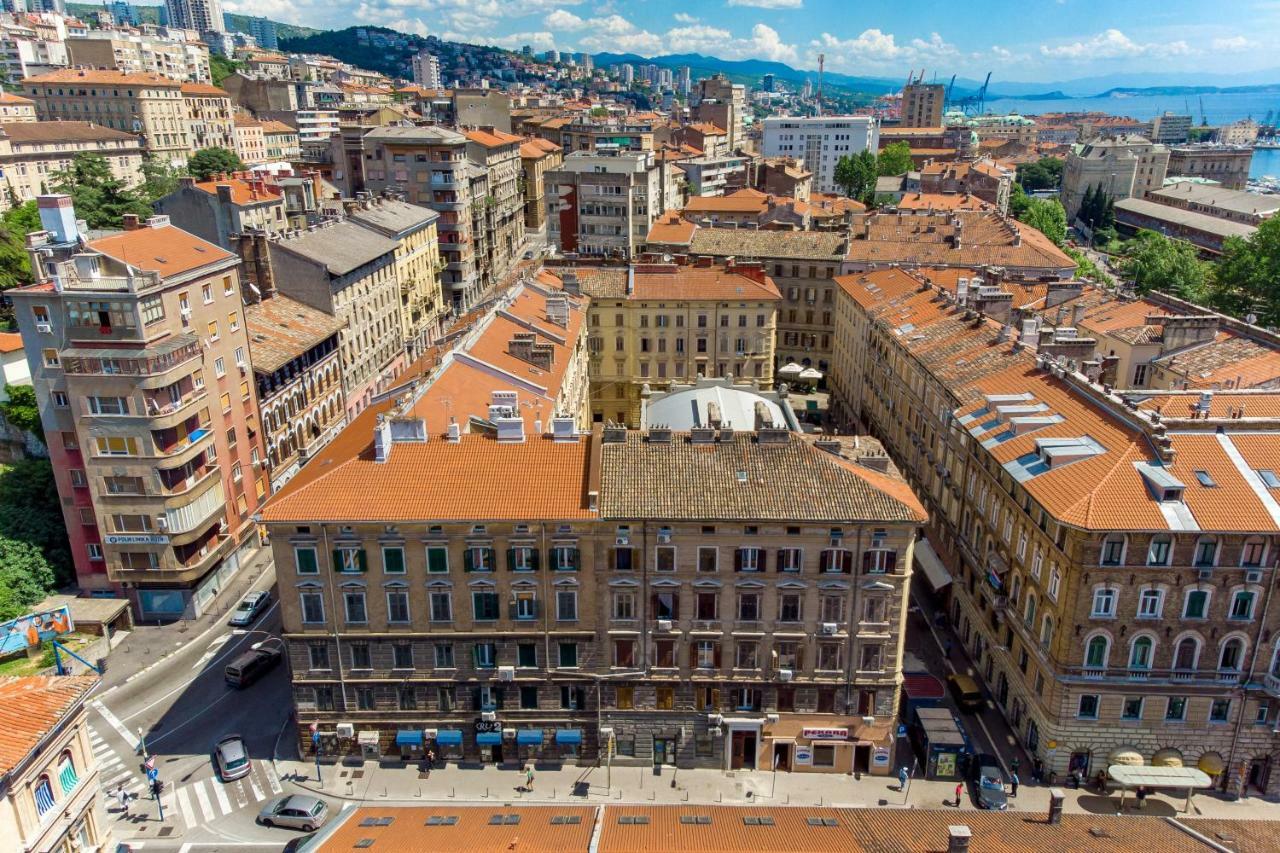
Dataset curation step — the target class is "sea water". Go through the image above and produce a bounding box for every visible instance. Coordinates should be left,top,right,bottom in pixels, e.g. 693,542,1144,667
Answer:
982,91,1280,128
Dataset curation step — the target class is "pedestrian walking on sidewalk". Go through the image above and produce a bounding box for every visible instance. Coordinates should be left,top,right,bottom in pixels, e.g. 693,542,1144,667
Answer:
1010,772,1019,797
898,765,909,791
426,749,435,772
117,785,130,817
525,766,535,791
954,782,963,808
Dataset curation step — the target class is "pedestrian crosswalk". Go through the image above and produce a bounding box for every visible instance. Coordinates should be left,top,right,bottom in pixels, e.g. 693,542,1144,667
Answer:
89,722,284,829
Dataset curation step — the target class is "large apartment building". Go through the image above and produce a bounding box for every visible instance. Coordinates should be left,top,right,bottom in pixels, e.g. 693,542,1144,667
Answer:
180,82,234,151
568,262,781,425
0,121,144,210
1061,134,1170,222
357,126,482,312
830,265,1280,797
66,29,211,83
262,409,925,773
237,219,405,417
644,224,849,385
24,69,191,166
347,195,447,357
464,128,525,295
546,150,684,260
10,197,266,617
901,81,945,129
761,117,879,195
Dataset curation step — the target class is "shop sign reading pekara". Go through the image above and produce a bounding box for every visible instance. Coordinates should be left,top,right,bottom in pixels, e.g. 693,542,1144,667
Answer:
801,727,849,740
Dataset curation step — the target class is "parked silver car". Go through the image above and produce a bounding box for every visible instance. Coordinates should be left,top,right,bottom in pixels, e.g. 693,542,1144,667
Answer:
229,591,271,627
258,794,329,831
214,734,251,782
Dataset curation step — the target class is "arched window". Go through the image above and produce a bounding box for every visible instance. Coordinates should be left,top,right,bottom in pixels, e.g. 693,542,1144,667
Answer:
1085,634,1109,668
1129,636,1154,670
1010,575,1022,608
1101,534,1126,566
33,774,55,816
1137,588,1164,618
57,750,77,794
1040,614,1054,648
1219,638,1244,672
1174,636,1200,670
1271,646,1280,679
1241,537,1267,568
1024,592,1037,627
1147,535,1172,566
1194,536,1219,568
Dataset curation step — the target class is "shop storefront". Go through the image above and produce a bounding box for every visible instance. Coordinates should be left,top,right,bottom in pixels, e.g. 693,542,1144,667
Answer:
555,728,583,760
430,728,464,762
760,716,893,776
395,729,425,760
516,728,545,762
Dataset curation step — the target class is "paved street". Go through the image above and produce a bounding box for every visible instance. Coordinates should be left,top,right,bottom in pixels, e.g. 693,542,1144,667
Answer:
92,562,305,850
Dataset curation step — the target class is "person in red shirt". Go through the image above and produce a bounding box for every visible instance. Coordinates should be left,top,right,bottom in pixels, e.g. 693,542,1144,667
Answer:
954,782,964,807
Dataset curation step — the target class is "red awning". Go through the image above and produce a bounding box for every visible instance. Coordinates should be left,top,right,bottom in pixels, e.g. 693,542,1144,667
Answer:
902,672,945,700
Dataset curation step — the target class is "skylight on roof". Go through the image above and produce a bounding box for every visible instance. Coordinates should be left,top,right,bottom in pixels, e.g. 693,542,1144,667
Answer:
1260,469,1280,489
1194,470,1216,488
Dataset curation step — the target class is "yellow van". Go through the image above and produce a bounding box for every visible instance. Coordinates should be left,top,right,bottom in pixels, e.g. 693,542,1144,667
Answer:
946,673,984,712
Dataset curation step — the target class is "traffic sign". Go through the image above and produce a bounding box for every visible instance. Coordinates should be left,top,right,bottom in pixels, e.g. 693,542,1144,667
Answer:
144,756,155,772
310,721,319,734
147,767,158,781
312,730,321,746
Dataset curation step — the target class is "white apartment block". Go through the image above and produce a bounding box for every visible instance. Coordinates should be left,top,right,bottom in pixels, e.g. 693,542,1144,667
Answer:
762,116,880,195
411,50,440,89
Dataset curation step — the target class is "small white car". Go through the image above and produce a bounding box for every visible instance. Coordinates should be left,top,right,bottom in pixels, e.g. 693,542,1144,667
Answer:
229,591,271,627
258,795,329,831
214,734,251,781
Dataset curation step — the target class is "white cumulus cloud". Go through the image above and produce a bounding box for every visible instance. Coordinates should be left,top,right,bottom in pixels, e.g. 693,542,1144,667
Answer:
673,12,700,23
1039,29,1195,60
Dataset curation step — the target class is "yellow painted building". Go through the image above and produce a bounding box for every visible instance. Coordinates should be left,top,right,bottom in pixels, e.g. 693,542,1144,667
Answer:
349,196,448,356
565,262,781,425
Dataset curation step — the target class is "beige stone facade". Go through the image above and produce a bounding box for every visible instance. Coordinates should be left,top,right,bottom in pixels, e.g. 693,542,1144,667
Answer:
0,122,144,210
1061,134,1169,222
181,83,234,152
465,128,526,295
25,69,191,166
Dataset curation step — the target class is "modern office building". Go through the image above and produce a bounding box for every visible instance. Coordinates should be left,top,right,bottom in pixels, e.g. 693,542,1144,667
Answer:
761,117,880,195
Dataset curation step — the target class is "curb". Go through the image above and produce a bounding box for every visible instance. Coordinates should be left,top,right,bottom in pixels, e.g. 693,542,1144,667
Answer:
100,555,274,698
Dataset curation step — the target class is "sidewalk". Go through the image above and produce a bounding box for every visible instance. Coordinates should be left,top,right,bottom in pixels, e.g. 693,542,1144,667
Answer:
271,749,1280,820
100,544,275,692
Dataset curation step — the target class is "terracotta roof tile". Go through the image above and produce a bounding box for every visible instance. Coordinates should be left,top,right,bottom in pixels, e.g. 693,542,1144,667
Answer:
180,82,231,97
1,121,139,145
314,805,597,853
845,210,1075,273
895,192,996,212
646,212,697,246
245,296,346,374
193,177,283,207
464,128,523,148
0,332,23,353
626,265,782,302
0,676,97,774
25,69,181,87
90,225,234,279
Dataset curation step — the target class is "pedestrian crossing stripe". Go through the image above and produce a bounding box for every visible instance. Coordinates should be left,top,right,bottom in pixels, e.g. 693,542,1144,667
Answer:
158,764,277,828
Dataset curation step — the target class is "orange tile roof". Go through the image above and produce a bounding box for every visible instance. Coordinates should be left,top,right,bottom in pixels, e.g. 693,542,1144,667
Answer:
180,82,231,97
464,128,523,148
260,119,297,134
233,114,263,128
687,122,727,135
520,137,561,158
1133,391,1280,421
0,332,23,353
90,225,235,278
895,192,996,212
0,91,34,104
626,264,782,302
0,676,97,774
25,69,181,87
646,211,697,246
846,210,1075,273
314,805,597,853
193,177,283,207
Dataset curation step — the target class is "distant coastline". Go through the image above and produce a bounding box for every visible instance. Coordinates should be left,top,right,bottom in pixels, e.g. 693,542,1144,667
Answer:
982,90,1280,125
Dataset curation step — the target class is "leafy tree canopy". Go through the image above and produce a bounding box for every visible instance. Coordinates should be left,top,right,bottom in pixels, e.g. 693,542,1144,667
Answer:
50,153,152,230
875,142,914,177
186,147,246,182
0,385,40,437
0,460,74,588
1212,216,1280,325
834,149,878,203
1017,197,1067,247
1015,157,1063,192
0,534,56,621
1119,229,1211,302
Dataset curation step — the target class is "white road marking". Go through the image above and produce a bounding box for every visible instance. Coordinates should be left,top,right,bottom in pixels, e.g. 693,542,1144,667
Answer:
191,634,232,670
92,701,139,750
192,779,216,822
263,763,282,795
232,778,248,809
212,778,233,815
175,785,196,827
247,771,265,803
160,787,176,824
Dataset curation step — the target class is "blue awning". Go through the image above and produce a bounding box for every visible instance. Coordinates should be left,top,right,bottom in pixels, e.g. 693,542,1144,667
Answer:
517,729,544,745
434,729,463,746
477,731,503,745
395,730,424,747
555,729,582,745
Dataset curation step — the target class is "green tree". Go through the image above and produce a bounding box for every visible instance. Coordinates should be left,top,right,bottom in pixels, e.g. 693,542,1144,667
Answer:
0,534,56,621
209,54,243,87
875,142,913,177
1008,183,1031,218
1065,246,1114,285
186,147,246,182
0,385,40,437
833,149,877,203
0,461,74,588
0,201,37,298
1015,157,1063,192
50,153,152,230
1212,216,1280,324
137,155,185,204
1119,229,1210,301
1017,197,1067,246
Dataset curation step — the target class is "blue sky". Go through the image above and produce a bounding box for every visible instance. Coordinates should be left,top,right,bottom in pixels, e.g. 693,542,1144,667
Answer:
220,0,1280,82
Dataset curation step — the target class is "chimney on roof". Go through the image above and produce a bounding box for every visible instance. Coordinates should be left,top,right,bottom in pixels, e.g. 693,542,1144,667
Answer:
551,416,577,442
37,194,78,244
814,438,841,456
446,419,461,442
1071,302,1085,327
560,269,579,295
1047,789,1065,825
121,213,140,231
947,826,971,853
495,415,525,443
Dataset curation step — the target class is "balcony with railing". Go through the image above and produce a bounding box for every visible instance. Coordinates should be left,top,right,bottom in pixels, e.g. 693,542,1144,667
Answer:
151,416,215,467
1064,664,1244,686
62,334,202,385
51,258,163,294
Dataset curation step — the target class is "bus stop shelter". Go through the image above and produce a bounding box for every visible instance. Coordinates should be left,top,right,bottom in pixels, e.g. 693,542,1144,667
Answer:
1108,764,1213,814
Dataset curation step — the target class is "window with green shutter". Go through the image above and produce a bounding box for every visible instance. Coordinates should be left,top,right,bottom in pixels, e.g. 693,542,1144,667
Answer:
553,546,579,571
464,546,493,572
333,547,367,573
382,546,405,574
426,546,449,573
509,546,539,571
295,547,318,575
